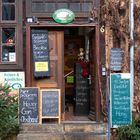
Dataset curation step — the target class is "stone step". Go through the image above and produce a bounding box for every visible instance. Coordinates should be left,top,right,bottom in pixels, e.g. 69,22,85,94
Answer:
20,122,107,134
64,132,108,140
17,133,64,140
18,122,108,140
63,121,107,133
20,124,64,133
17,132,108,140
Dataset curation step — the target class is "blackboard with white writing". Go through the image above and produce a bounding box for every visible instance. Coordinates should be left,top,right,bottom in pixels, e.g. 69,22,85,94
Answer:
110,48,124,71
31,29,50,77
41,90,60,117
19,88,39,123
110,73,132,128
74,63,90,115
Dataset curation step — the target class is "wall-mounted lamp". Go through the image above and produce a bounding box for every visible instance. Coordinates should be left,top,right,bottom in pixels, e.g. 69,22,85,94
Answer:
27,17,33,23
27,16,38,23
102,66,106,76
88,17,94,23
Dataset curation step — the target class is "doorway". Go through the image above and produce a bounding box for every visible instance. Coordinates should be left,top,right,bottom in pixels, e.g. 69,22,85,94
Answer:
63,27,96,121
26,25,101,122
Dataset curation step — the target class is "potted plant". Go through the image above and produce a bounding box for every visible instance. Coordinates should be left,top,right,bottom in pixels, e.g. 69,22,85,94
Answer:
116,118,140,140
113,96,140,140
0,83,20,140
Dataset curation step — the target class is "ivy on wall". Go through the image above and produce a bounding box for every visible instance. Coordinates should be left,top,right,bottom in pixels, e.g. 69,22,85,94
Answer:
100,0,140,120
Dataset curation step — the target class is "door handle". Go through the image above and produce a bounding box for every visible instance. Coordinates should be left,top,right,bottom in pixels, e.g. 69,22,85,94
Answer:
88,75,91,85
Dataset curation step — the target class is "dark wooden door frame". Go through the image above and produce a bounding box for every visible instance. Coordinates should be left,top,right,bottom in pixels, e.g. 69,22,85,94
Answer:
26,25,32,86
95,25,101,121
25,23,101,121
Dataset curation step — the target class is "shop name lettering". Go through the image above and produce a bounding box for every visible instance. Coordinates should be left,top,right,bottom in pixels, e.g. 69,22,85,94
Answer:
4,73,23,81
5,78,23,81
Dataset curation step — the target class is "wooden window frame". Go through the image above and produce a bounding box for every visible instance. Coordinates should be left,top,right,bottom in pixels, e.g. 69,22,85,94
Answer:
0,0,23,70
26,0,99,18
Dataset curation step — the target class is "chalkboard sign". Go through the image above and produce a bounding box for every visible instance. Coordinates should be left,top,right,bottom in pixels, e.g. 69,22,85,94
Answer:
110,73,132,128
74,63,89,115
19,87,39,123
110,48,124,71
40,89,61,123
31,29,50,78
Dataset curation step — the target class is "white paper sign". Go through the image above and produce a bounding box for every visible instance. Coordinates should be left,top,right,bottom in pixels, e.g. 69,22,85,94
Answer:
9,52,16,62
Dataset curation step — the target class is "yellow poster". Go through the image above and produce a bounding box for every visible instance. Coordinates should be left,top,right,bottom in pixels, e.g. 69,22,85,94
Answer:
35,62,48,72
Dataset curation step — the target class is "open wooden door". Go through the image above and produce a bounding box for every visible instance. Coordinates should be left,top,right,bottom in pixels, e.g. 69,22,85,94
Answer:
31,31,64,89
26,28,65,116
88,27,101,121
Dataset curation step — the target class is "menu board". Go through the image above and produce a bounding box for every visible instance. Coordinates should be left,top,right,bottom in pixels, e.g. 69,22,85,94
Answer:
74,63,89,115
31,29,50,78
19,87,39,123
110,48,124,71
40,89,61,123
110,73,132,128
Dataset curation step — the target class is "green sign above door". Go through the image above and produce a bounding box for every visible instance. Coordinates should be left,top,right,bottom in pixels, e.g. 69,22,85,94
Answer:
52,9,75,24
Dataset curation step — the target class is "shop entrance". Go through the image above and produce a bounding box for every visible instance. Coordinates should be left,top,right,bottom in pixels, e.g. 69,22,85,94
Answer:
63,27,96,121
26,25,100,121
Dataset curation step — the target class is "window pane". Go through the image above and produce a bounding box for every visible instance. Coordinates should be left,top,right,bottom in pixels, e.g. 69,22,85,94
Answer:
82,3,92,12
2,0,15,2
2,45,16,62
44,3,55,12
2,4,15,20
2,28,15,44
57,3,68,9
69,3,80,12
32,3,44,12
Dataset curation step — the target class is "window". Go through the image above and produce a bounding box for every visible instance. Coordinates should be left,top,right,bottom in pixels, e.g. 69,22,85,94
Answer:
2,28,16,62
26,0,97,18
2,0,15,20
31,0,93,13
0,0,23,69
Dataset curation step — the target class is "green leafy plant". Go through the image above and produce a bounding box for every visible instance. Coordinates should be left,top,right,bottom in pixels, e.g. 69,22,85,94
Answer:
116,118,140,140
0,83,20,139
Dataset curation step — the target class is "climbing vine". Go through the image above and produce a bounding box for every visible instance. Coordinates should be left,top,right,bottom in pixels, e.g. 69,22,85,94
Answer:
100,0,140,120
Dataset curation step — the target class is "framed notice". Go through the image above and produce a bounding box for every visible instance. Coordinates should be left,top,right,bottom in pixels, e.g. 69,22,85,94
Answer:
110,73,132,128
40,89,61,124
